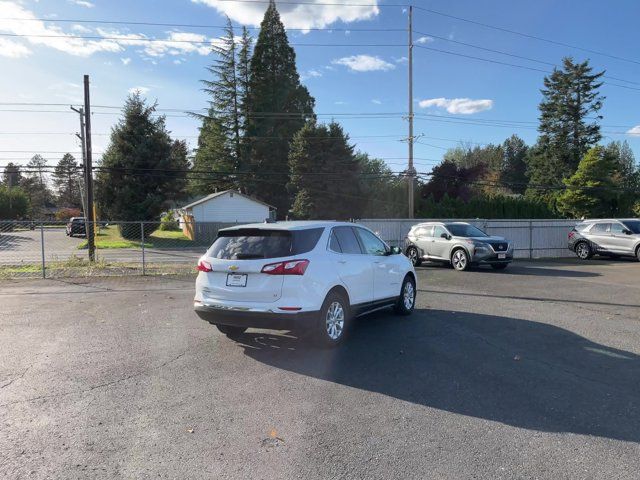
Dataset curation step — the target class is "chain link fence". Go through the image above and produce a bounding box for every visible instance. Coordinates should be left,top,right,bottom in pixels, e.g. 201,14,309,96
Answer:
358,218,579,259
0,220,238,279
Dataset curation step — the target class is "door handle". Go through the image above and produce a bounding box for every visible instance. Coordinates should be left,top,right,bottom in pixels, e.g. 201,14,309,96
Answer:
338,260,347,264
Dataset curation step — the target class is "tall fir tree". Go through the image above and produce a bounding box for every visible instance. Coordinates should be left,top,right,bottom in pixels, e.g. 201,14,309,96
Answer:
190,116,235,196
95,93,187,235
52,153,82,208
556,146,618,218
20,154,53,218
288,121,360,219
528,57,604,204
2,162,22,187
501,134,529,194
244,0,315,217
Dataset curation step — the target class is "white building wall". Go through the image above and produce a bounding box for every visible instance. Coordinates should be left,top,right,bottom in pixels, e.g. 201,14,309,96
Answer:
188,192,269,223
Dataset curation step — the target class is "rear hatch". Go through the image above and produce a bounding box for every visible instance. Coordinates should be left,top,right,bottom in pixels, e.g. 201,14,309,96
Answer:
200,227,323,304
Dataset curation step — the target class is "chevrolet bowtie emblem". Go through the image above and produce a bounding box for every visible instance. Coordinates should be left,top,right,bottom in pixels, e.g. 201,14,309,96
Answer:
229,265,239,271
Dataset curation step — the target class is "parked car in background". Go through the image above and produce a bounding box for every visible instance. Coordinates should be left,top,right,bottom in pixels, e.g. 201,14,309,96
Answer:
405,221,514,271
194,221,416,347
568,219,640,261
66,217,86,237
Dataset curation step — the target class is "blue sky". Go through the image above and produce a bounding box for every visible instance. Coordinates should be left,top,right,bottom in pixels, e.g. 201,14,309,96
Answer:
1,0,639,174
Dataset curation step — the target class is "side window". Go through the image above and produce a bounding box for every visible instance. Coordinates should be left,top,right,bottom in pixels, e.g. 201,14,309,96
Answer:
610,223,625,234
356,228,387,256
329,230,342,253
592,223,610,233
332,227,362,254
433,226,448,238
415,226,433,238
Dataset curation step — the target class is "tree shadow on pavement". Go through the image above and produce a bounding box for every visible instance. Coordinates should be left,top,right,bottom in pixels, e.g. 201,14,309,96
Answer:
0,232,34,251
236,309,640,443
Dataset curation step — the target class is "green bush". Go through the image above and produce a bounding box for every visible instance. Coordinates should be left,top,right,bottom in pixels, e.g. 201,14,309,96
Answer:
159,211,180,231
118,222,157,240
0,186,29,219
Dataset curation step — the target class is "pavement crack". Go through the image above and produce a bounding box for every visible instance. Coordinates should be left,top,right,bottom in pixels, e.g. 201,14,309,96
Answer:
0,349,190,408
0,365,31,389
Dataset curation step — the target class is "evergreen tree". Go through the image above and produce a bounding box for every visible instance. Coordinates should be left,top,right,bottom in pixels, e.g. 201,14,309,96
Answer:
20,155,53,218
605,140,638,215
2,162,22,187
95,93,186,236
531,57,604,193
288,121,360,219
357,153,405,218
556,146,618,218
237,26,252,135
189,117,234,196
244,0,315,216
501,134,529,194
52,153,82,208
0,185,29,219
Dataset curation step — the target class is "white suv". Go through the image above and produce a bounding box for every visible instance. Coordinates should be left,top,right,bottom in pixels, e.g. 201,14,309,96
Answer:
194,221,416,347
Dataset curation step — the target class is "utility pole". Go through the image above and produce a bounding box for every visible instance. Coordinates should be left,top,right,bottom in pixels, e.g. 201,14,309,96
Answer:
407,5,415,219
70,105,87,217
83,75,96,262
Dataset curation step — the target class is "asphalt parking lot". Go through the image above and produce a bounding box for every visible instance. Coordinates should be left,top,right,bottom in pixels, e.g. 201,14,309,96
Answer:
1,258,639,479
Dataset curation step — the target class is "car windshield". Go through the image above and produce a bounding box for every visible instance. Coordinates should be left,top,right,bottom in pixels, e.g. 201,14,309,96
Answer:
622,220,640,234
208,228,323,260
446,224,489,237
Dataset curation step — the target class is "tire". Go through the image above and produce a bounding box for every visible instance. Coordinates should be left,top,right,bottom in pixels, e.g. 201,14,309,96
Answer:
315,291,350,348
635,245,640,262
394,275,416,315
491,263,508,270
451,248,470,271
406,246,422,267
215,324,247,340
575,241,592,260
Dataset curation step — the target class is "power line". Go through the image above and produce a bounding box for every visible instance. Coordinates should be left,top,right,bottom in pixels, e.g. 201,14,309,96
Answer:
1,17,404,33
0,32,403,47
414,44,640,92
413,5,640,66
414,30,640,87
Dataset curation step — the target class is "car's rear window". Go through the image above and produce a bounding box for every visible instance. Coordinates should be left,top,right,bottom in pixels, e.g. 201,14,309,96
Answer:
622,220,640,234
209,228,324,260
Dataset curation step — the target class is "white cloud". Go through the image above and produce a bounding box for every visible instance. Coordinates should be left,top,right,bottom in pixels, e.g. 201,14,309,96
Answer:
332,54,395,72
418,97,494,115
394,56,408,64
334,101,347,105
301,69,322,80
69,0,95,7
129,86,150,95
192,0,379,31
121,57,131,65
416,36,433,44
71,24,92,33
627,125,640,137
371,98,382,105
0,2,228,59
0,37,31,58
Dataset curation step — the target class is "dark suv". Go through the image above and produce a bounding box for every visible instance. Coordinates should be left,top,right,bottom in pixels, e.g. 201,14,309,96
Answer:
66,217,86,237
568,219,640,261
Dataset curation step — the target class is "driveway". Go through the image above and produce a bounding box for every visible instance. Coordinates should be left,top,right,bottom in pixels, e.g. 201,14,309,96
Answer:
1,260,639,479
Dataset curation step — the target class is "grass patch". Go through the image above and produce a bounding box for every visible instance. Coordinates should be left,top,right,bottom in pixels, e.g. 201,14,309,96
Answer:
77,225,194,250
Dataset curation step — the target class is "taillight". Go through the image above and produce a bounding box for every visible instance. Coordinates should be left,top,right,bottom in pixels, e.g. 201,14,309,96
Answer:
568,231,575,239
197,259,212,272
261,259,309,275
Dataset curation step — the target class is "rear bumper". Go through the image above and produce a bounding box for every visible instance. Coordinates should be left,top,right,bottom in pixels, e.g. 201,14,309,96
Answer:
194,303,318,330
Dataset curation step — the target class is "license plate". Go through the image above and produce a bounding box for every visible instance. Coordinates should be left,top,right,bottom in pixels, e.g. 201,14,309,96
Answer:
226,273,247,287
498,253,506,259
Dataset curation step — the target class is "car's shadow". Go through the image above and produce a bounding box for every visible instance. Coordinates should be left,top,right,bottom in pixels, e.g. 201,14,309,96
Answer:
235,309,640,443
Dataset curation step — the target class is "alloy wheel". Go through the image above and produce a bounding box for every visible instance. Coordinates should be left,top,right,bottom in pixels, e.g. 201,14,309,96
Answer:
403,280,415,310
576,243,590,259
452,250,467,270
326,301,345,340
407,248,418,266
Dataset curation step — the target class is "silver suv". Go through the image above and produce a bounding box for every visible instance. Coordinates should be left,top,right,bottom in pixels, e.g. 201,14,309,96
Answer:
405,222,514,271
568,219,640,261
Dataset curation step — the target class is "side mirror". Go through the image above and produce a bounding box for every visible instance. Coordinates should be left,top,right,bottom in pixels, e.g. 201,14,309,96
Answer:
390,246,402,255
440,233,450,240
624,229,632,235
